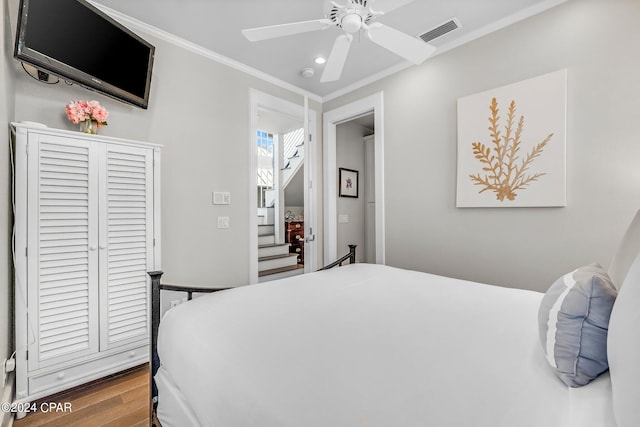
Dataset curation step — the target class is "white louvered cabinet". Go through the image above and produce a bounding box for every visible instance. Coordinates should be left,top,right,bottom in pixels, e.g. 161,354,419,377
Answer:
12,123,161,404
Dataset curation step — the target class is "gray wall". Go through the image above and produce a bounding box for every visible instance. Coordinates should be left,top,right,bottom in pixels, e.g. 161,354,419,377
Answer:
325,0,640,292
1,0,16,387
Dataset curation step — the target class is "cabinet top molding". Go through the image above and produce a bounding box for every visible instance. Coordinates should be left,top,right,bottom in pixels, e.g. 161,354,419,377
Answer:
11,122,163,150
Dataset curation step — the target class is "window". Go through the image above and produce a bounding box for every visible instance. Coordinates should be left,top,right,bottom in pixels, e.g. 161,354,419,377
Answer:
256,130,273,153
256,130,274,208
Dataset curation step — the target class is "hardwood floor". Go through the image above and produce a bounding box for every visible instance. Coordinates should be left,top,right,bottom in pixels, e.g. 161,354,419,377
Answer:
13,364,150,427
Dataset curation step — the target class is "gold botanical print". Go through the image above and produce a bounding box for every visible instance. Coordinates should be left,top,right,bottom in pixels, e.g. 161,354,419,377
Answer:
469,97,553,201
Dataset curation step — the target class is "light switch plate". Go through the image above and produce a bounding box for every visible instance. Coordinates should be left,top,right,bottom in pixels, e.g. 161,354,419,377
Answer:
217,216,230,229
338,214,349,224
213,192,230,205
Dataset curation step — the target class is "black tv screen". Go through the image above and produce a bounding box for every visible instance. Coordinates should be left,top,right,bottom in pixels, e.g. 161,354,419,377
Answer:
14,0,155,109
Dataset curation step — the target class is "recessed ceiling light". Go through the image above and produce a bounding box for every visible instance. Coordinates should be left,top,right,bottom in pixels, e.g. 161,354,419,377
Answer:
314,57,326,65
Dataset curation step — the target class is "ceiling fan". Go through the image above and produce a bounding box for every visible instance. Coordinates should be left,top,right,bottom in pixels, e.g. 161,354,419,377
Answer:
241,0,436,82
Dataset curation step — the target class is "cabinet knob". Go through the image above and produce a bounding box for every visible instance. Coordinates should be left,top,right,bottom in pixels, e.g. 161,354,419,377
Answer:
57,372,65,380
129,351,136,358
90,245,97,251
99,245,107,250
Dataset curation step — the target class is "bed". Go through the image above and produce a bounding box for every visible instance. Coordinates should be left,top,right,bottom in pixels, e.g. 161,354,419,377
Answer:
150,213,640,427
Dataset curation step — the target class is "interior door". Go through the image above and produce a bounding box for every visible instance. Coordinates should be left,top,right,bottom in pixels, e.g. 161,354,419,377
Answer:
302,97,317,272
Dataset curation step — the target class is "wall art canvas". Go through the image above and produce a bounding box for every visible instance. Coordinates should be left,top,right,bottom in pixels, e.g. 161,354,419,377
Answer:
456,69,567,207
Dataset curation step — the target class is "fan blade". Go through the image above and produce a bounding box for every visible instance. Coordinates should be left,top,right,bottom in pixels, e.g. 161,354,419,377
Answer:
320,34,353,82
366,23,436,64
242,19,332,42
370,0,415,13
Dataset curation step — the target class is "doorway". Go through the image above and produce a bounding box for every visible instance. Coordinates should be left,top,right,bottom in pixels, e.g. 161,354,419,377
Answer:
323,92,385,265
249,90,318,283
335,114,375,263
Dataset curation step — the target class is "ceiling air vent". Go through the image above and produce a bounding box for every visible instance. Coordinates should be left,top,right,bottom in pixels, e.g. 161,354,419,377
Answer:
418,17,462,43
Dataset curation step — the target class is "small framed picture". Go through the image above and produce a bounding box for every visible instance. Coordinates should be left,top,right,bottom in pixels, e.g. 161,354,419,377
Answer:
339,168,359,198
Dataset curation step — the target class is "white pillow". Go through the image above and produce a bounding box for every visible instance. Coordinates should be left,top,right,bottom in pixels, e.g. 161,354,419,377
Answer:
607,253,640,427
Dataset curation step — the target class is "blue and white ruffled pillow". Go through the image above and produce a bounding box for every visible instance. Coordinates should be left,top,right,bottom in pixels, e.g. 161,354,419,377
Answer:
538,263,617,387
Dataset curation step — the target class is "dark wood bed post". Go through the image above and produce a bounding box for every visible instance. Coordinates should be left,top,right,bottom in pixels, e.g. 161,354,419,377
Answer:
148,270,163,426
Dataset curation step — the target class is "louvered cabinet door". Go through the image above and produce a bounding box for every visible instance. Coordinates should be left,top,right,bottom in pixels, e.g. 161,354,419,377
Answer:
99,143,154,350
27,134,100,371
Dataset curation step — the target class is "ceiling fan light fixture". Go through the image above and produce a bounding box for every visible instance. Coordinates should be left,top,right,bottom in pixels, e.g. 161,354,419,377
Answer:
341,13,362,34
243,0,430,83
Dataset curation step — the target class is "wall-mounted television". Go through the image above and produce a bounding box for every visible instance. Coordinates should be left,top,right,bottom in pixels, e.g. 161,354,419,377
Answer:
14,0,155,109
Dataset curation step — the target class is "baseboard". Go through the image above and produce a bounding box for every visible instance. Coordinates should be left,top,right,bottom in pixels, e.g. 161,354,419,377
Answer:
0,373,15,427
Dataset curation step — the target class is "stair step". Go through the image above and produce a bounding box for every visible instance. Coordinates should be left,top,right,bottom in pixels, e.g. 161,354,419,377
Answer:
257,207,274,225
258,243,290,258
258,234,275,245
258,224,275,236
258,253,298,271
258,264,303,279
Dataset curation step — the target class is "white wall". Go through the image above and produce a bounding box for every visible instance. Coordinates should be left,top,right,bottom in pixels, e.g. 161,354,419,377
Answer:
325,0,640,292
336,121,370,263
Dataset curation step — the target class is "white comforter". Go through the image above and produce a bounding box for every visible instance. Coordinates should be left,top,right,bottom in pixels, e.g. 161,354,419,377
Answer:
156,264,614,427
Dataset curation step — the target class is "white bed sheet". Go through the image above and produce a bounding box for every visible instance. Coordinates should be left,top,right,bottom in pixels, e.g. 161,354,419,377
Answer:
157,264,615,427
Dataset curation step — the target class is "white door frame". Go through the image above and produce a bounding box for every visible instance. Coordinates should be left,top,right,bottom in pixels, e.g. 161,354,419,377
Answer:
249,89,318,282
323,91,385,264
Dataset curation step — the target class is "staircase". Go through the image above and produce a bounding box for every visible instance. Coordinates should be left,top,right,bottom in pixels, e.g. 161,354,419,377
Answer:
258,207,301,282
257,128,306,282
281,128,304,189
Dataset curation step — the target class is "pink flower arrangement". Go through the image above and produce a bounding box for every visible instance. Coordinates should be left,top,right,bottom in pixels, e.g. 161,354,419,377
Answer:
65,100,109,132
